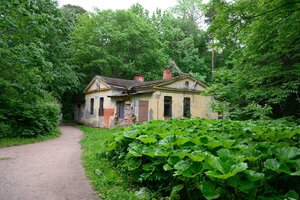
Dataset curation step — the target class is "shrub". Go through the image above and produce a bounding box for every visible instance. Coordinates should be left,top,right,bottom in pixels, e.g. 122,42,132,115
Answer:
106,118,300,199
0,93,60,138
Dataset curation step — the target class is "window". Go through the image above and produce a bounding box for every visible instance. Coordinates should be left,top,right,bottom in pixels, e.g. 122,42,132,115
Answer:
164,96,172,117
90,98,94,115
185,81,189,87
99,97,104,116
183,97,191,118
117,101,125,118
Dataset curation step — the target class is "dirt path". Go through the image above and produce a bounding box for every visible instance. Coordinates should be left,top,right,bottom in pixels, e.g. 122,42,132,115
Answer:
0,126,98,200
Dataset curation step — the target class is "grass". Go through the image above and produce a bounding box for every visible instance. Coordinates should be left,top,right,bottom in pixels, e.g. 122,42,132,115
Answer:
0,128,61,148
79,125,142,200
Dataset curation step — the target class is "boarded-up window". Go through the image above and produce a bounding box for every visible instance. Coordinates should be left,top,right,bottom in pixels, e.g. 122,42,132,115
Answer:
117,101,125,118
139,100,149,122
183,97,191,118
90,98,94,115
164,96,172,117
99,97,104,116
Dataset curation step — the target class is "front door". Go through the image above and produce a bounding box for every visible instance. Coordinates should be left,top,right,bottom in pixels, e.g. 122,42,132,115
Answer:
139,100,149,122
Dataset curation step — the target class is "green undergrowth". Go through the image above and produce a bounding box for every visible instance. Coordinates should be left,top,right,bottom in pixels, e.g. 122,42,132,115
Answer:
79,126,143,200
0,128,61,148
106,118,300,199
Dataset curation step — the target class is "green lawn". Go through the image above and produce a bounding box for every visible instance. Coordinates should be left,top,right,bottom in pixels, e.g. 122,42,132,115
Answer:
79,126,141,200
0,128,61,148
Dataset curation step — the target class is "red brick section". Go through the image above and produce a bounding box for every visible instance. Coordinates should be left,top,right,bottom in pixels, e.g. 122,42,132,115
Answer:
163,69,172,80
103,108,114,128
133,74,144,82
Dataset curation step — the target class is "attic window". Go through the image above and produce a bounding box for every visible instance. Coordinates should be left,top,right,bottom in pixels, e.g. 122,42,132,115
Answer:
185,81,189,87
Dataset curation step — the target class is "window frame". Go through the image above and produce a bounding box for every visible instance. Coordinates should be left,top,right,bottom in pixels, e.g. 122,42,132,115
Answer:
99,97,104,116
164,96,172,117
183,97,191,118
117,101,125,119
90,98,94,115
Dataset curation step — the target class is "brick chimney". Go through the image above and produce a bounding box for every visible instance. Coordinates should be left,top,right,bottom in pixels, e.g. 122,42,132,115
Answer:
163,69,172,80
133,74,144,82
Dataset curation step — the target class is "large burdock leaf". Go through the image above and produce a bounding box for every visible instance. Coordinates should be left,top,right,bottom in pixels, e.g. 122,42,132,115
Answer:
274,147,300,160
174,160,203,177
124,130,139,138
176,136,190,146
142,146,155,157
244,170,265,182
154,147,172,157
189,151,208,162
127,143,143,157
200,179,222,200
170,184,184,199
136,135,157,144
264,159,280,171
182,162,203,177
173,149,190,159
158,135,176,147
174,160,192,171
205,155,248,179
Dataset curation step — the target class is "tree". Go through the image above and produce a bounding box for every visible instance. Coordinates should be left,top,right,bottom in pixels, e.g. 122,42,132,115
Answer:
0,0,79,137
207,0,300,119
69,9,168,86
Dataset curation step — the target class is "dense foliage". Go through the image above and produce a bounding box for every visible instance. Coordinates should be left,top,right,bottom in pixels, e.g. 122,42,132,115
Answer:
0,0,79,137
205,0,300,119
106,118,300,199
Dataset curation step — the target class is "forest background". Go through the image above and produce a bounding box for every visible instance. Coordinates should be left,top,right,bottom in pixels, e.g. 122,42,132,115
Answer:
0,0,299,137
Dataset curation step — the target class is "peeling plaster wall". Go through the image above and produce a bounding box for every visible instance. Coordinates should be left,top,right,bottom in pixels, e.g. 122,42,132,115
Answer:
79,89,122,128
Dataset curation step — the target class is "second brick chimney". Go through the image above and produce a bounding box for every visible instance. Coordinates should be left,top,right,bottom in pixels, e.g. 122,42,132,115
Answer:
133,74,144,82
163,69,172,80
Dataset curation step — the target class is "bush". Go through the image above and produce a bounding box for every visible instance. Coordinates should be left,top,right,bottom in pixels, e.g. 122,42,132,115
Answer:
0,93,60,138
106,118,300,199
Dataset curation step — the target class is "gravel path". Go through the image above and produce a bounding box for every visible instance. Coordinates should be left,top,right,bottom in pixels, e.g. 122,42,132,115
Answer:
0,126,98,200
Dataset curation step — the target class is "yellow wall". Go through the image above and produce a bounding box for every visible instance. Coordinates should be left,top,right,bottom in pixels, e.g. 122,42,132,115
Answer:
132,90,217,121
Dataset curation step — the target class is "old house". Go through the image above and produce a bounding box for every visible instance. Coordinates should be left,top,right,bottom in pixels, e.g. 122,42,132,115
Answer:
74,70,217,128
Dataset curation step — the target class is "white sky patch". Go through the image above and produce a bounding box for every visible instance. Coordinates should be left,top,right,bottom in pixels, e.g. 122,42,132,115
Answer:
57,0,178,13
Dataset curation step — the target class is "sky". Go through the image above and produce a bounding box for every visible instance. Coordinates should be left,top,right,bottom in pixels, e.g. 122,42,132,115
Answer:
57,0,178,13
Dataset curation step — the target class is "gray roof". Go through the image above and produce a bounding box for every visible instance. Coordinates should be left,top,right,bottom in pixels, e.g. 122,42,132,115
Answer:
96,75,177,90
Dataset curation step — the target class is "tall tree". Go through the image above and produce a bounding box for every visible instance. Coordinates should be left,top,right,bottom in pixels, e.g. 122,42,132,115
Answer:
0,0,79,137
207,0,300,119
69,9,168,86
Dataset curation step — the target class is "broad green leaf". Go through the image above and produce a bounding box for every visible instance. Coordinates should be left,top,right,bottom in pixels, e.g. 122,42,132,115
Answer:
127,143,143,157
176,136,190,146
189,151,208,162
142,146,155,157
154,147,172,157
170,184,184,199
124,130,139,138
182,162,203,177
174,160,192,171
200,180,222,200
274,147,300,160
285,190,299,200
136,135,157,144
158,135,176,147
173,149,190,159
264,159,280,171
163,164,173,171
244,170,264,182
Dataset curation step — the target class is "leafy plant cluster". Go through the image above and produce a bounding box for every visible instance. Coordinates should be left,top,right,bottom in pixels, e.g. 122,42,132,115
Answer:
106,118,300,199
